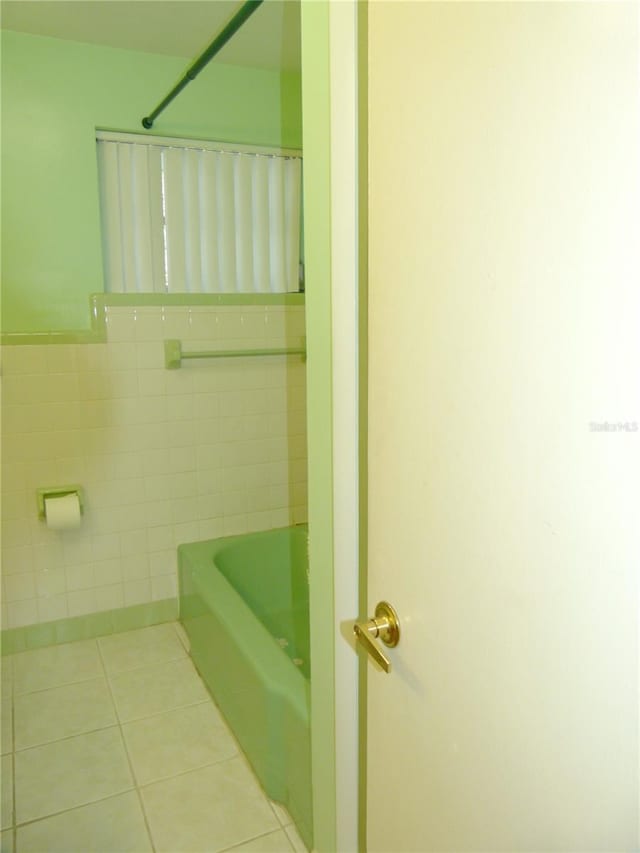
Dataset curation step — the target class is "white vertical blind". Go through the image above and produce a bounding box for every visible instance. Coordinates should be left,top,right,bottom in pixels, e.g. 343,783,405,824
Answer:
161,146,187,292
216,151,236,292
97,136,302,294
284,157,302,293
252,156,271,293
234,153,254,293
199,152,219,293
98,141,165,293
268,156,286,291
183,148,203,294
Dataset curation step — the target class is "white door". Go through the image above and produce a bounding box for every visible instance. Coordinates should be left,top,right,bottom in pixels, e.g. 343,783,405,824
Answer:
365,2,639,850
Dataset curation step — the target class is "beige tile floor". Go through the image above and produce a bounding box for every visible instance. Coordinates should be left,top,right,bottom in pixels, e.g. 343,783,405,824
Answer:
0,623,307,853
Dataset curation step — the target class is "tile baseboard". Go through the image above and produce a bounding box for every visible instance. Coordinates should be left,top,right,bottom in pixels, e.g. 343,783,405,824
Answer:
1,599,178,656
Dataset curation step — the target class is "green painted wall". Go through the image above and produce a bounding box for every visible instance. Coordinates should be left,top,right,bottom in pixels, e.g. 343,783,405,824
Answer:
1,30,302,334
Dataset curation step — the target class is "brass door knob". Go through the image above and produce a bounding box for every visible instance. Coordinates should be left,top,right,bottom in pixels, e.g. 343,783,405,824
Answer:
353,601,400,673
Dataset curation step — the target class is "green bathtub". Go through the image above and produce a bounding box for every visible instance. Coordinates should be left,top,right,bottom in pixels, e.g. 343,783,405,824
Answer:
178,525,312,850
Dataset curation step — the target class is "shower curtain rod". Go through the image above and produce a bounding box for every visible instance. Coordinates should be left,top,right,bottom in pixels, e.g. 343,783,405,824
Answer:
142,0,264,129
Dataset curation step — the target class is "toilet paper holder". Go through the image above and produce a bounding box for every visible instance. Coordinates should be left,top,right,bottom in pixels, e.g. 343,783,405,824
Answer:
36,486,84,520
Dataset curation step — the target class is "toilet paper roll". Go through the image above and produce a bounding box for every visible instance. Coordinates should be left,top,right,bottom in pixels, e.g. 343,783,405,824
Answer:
44,493,82,531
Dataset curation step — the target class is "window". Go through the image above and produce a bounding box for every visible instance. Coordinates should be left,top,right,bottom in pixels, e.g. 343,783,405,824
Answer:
96,132,302,294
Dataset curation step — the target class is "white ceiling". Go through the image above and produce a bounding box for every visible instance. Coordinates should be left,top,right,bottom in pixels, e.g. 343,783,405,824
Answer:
0,0,301,72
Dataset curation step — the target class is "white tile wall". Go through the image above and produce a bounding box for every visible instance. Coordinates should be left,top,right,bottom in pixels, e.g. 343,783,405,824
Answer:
1,305,307,630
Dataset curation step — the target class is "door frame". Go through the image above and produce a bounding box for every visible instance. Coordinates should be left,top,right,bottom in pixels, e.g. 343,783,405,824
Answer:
301,2,362,851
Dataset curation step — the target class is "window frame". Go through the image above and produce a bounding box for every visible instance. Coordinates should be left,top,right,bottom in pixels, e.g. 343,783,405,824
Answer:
95,129,302,160
95,129,303,296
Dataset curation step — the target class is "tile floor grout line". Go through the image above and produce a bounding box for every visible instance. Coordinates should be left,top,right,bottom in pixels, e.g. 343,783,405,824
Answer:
136,749,242,792
15,784,139,834
103,654,196,687
101,649,188,675
12,675,119,753
12,786,139,830
112,696,213,727
11,678,119,784
103,635,209,727
12,672,108,699
119,695,212,724
11,672,102,698
219,826,297,853
99,649,188,678
13,720,123,755
126,749,242,791
11,637,103,698
95,630,157,853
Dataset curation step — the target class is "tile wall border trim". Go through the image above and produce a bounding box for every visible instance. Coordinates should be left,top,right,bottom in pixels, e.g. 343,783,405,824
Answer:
0,598,178,655
1,293,305,345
